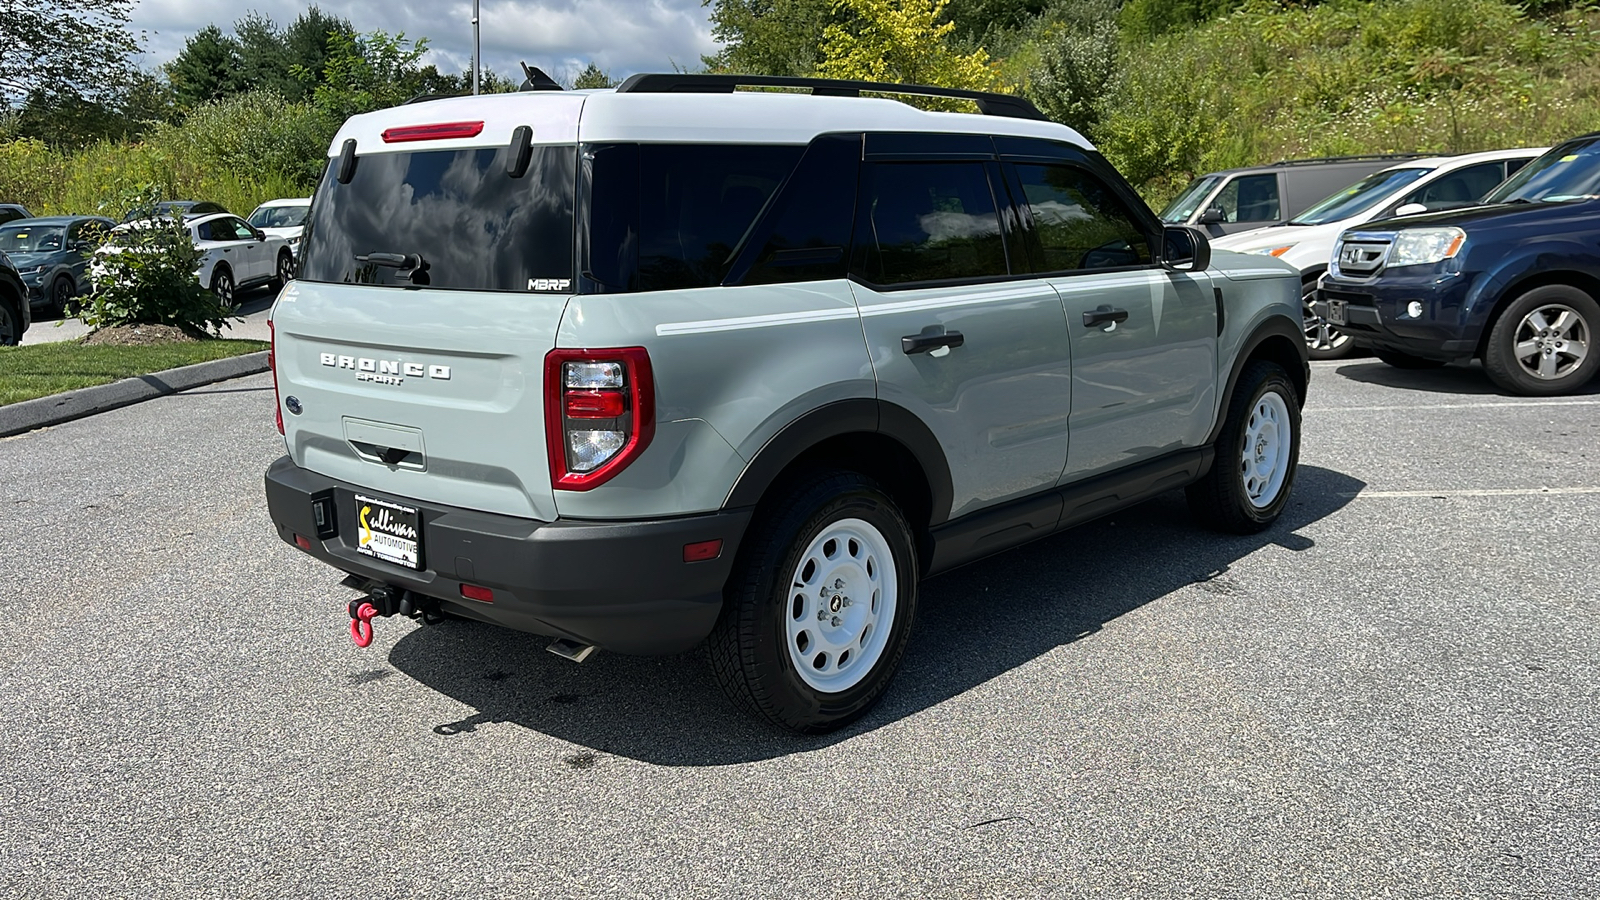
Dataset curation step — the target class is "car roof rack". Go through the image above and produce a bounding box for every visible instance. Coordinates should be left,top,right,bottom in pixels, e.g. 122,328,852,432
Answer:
1268,153,1433,166
613,73,1046,121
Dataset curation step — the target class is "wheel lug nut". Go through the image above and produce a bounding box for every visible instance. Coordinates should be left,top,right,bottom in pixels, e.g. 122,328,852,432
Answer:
831,616,842,627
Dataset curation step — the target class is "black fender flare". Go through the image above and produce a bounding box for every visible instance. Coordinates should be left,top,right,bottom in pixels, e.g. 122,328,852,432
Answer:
1206,315,1309,445
723,398,956,526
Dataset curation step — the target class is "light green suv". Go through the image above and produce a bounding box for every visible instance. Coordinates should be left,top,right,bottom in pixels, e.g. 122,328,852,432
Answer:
264,73,1309,732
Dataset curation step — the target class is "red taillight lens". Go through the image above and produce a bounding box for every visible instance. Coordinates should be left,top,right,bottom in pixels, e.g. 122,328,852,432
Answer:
683,539,723,562
459,583,494,602
268,318,284,435
564,390,627,419
544,348,655,491
381,121,485,143
293,533,311,550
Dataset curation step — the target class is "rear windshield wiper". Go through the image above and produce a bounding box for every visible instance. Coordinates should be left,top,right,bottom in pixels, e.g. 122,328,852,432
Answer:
356,251,431,284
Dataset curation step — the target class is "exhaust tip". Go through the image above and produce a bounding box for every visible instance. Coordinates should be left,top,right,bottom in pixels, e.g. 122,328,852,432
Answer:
546,638,596,663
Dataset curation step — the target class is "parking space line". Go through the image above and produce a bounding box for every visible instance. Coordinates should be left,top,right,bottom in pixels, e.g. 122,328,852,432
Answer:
1313,399,1600,412
1339,487,1600,498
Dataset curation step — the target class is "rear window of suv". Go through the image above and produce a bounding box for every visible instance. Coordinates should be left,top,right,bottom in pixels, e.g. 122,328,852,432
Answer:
298,144,575,292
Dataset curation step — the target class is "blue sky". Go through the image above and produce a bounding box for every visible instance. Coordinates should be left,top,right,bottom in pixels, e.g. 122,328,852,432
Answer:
128,0,722,85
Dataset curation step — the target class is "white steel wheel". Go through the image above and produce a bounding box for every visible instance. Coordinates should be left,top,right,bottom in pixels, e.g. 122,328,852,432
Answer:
783,518,898,693
1240,391,1292,509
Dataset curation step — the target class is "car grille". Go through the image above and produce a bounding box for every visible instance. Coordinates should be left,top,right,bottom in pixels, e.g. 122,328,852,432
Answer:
1333,238,1391,277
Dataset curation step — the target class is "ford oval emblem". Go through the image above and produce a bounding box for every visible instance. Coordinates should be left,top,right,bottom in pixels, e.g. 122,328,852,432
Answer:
284,396,303,415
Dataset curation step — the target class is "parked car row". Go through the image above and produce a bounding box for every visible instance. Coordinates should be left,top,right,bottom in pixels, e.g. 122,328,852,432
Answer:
0,197,309,344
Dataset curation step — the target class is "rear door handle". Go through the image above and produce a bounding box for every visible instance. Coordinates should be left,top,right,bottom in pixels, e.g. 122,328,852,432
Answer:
1082,305,1129,328
902,326,965,355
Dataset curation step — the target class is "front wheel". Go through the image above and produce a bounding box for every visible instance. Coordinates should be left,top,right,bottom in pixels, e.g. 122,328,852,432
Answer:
272,251,294,290
1482,285,1599,396
0,299,18,346
1303,278,1354,360
49,275,75,318
709,470,918,733
1187,361,1301,534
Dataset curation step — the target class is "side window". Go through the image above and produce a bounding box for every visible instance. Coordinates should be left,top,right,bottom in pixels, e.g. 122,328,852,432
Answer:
195,221,214,242
636,144,803,291
851,161,1008,286
740,134,858,286
1011,163,1152,272
1401,162,1508,209
1213,173,1281,223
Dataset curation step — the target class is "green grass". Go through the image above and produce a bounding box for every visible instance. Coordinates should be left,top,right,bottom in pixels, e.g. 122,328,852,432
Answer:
0,339,269,406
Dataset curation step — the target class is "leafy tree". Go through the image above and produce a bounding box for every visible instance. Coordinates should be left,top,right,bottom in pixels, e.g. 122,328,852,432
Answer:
282,6,358,100
166,25,246,109
817,0,1002,91
234,12,299,100
0,0,141,108
945,0,1053,43
703,0,842,75
1027,0,1121,135
82,190,234,334
572,62,617,89
303,30,437,120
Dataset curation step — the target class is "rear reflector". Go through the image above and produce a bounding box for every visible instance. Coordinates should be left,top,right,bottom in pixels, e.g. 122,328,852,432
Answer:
293,534,312,550
564,390,626,419
382,121,485,143
460,583,495,602
683,539,723,562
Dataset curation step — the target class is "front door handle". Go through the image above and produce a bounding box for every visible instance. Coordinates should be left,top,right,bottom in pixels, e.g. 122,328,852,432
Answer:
902,326,965,355
1083,305,1129,328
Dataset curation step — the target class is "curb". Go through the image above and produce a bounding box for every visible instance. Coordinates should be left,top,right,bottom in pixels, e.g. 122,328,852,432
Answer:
0,350,270,438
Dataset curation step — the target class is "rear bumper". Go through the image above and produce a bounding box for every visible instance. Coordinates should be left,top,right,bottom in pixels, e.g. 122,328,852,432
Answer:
264,456,750,654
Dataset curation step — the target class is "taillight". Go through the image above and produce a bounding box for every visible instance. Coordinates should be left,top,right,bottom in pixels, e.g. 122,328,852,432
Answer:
268,318,283,435
381,121,485,143
544,348,654,491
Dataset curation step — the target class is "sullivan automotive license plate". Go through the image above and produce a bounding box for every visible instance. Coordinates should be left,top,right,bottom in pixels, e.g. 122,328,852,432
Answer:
354,495,423,569
1326,298,1348,326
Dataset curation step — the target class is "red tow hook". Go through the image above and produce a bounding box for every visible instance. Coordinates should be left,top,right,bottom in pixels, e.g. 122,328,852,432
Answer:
349,601,379,648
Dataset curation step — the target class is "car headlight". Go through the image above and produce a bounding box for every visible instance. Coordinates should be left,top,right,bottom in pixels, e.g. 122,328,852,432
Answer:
1388,227,1465,267
1244,244,1297,258
23,264,46,274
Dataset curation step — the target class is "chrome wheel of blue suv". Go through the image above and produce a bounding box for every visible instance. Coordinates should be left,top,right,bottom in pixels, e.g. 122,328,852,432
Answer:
1484,286,1599,396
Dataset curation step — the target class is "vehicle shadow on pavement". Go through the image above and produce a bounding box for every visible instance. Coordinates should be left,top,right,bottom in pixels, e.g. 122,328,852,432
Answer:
1335,360,1600,397
387,464,1364,764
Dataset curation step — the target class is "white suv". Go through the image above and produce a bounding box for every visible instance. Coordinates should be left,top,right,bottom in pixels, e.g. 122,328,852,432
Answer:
99,212,295,306
1212,148,1543,358
247,198,312,259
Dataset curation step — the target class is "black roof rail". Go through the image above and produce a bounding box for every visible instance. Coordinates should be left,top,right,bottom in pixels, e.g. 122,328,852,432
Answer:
403,92,466,105
613,73,1046,121
1268,153,1433,167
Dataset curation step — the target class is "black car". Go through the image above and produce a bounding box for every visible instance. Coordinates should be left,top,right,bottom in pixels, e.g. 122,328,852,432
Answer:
0,216,115,317
1318,133,1600,395
0,204,32,226
0,250,28,346
122,200,227,222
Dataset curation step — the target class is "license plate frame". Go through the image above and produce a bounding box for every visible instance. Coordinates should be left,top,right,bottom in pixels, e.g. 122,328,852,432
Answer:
353,494,423,570
1326,298,1348,327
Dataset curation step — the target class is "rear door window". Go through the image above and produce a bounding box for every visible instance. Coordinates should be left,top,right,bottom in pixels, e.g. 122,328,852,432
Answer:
299,144,576,292
1399,162,1509,209
850,161,1010,286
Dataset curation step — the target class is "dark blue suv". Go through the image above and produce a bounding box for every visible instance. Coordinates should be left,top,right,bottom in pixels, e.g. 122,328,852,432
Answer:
1317,133,1600,395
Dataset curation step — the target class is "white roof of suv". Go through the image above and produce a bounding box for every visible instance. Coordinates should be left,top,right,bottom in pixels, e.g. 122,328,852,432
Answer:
327,87,1092,156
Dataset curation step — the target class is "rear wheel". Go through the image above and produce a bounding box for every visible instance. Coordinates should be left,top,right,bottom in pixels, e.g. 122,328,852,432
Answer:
0,298,18,346
210,266,236,309
1303,277,1353,360
1482,285,1599,396
709,470,918,733
1187,361,1301,534
1374,348,1447,369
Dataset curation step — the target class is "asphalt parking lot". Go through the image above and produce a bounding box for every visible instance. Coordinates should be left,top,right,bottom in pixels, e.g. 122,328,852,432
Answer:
0,358,1595,899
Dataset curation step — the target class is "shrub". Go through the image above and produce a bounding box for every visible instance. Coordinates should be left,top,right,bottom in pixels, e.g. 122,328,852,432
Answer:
80,194,233,335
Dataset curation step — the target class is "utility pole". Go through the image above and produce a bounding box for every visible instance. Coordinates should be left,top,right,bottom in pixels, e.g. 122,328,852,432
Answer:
472,0,481,95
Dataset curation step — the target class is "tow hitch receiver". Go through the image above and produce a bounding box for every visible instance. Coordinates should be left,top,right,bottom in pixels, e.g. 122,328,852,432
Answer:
345,585,442,648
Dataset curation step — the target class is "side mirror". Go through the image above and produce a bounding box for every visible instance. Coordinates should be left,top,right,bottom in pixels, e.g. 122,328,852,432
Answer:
1394,202,1427,217
1162,225,1212,273
1198,206,1226,225
251,227,266,242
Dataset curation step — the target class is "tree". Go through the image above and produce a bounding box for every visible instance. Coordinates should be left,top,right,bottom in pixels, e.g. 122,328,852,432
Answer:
1026,0,1121,136
817,0,1002,91
281,7,357,100
945,0,1052,44
166,25,245,109
234,12,297,100
0,0,141,108
703,0,841,76
304,30,437,120
572,62,617,89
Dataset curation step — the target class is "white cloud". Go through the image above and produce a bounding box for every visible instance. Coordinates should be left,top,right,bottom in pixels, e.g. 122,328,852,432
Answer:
128,0,720,84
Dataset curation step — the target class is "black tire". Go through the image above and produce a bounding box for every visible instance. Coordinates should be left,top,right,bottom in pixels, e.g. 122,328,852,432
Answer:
1303,276,1354,361
49,275,75,318
1187,360,1301,534
0,298,18,346
1373,348,1448,369
1482,285,1600,396
708,470,918,733
211,266,236,309
272,251,294,290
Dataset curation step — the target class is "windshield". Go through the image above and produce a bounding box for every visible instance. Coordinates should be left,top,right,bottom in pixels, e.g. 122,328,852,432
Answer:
1290,168,1431,225
1484,138,1600,204
1158,175,1222,223
299,145,575,292
249,205,309,228
0,225,65,254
